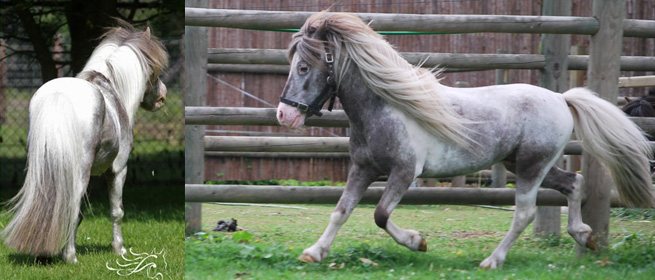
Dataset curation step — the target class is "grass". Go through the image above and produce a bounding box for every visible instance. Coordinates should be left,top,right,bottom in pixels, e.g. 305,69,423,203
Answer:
186,204,655,279
0,184,184,279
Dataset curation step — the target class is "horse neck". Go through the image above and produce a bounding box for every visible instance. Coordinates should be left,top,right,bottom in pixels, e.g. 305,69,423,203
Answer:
81,46,149,126
336,65,387,131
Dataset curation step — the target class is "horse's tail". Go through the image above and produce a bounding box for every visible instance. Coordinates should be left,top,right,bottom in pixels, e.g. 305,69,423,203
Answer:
2,91,84,256
563,87,655,208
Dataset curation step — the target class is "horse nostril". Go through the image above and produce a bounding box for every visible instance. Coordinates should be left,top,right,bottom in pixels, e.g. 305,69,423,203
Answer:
278,110,284,120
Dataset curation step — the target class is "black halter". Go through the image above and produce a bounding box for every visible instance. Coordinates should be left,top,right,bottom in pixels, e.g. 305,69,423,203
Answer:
279,44,337,117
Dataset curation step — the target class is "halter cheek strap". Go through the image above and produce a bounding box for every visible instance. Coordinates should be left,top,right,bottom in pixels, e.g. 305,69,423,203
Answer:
279,44,337,118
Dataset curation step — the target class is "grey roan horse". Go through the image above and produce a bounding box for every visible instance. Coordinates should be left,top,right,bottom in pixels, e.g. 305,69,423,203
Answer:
276,13,655,269
2,22,168,263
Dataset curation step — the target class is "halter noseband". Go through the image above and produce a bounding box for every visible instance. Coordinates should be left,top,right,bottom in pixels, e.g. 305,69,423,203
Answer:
279,44,337,117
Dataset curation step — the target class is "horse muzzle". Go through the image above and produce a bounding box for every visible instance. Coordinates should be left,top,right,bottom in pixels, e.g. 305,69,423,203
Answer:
277,102,306,129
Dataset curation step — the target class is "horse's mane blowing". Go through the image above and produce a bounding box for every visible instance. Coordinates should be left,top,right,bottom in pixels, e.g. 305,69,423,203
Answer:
289,12,475,149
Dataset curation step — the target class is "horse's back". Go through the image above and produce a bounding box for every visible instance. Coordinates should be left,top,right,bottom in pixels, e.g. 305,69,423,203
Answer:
29,78,107,168
30,77,105,127
416,84,574,177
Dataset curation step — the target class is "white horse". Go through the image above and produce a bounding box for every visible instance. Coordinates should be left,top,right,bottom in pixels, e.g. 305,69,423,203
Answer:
2,22,168,263
276,13,655,269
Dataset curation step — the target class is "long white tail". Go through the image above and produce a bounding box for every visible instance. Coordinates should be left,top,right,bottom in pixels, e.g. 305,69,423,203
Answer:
564,88,655,208
2,91,84,256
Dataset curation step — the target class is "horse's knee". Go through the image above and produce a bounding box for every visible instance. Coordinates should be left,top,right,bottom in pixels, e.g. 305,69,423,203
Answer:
374,206,389,229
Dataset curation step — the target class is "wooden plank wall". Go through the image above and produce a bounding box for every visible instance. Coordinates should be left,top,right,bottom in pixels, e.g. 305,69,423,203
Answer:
203,0,655,182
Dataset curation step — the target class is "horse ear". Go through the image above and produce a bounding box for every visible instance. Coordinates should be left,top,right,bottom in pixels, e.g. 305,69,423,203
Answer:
625,97,632,103
312,20,329,40
144,27,151,40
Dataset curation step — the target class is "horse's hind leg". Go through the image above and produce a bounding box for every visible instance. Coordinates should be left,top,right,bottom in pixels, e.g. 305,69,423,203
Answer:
298,165,378,263
541,167,594,250
61,176,90,263
374,169,426,252
62,212,84,263
480,154,560,269
106,168,128,255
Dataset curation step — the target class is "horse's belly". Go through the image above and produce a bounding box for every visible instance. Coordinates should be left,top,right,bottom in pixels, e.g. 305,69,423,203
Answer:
90,122,122,175
90,147,118,175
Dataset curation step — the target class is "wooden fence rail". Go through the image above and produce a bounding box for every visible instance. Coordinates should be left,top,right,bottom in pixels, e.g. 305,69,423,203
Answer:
208,48,655,71
185,8,655,38
203,136,655,156
185,184,623,207
186,107,655,134
186,106,348,127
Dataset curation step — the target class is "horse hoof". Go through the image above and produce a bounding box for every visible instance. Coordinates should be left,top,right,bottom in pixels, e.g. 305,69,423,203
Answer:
298,254,316,263
586,235,596,250
418,239,427,252
479,257,500,270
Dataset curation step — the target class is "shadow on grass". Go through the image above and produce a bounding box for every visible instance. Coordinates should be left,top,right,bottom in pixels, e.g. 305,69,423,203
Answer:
82,179,183,222
5,243,113,266
6,253,61,266
2,180,183,222
1,149,183,189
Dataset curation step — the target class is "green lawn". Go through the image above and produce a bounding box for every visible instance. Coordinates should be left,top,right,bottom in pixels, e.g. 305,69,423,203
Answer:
186,203,655,279
0,185,184,279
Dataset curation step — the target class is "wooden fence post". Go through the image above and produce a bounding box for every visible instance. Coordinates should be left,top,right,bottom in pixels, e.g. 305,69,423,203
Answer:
578,0,625,255
185,0,209,236
534,0,571,238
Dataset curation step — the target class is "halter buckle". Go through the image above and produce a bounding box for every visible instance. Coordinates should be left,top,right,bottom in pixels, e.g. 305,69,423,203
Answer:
325,53,334,63
296,103,309,113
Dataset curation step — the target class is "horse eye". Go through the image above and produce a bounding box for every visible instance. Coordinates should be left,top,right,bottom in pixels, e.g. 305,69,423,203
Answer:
298,63,309,75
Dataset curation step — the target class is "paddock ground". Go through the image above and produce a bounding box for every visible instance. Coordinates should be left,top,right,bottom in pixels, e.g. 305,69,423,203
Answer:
0,184,184,279
186,203,655,280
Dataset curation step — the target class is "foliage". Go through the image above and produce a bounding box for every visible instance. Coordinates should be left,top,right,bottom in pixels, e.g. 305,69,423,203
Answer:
205,178,346,187
1,0,183,80
611,208,655,221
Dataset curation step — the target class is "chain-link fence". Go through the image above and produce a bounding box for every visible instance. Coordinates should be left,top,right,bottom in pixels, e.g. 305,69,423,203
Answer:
1,39,183,188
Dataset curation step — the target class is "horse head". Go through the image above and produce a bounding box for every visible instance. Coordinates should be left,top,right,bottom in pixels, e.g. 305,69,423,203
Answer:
140,76,167,111
277,12,348,129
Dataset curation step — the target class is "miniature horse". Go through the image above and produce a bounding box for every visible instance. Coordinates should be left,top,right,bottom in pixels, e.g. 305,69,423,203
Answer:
276,13,654,269
2,22,168,263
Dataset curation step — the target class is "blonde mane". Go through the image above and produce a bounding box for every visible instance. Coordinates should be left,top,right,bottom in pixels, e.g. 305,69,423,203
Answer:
289,13,475,149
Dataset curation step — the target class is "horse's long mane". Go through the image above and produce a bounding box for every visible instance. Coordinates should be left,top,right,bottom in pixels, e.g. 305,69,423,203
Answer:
80,20,168,122
289,12,475,149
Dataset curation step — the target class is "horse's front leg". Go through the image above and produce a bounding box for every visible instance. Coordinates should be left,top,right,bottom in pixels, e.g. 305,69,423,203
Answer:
106,168,127,255
479,175,540,269
374,168,427,252
298,165,379,263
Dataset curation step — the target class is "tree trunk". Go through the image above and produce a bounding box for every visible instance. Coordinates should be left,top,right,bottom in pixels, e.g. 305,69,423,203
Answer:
65,0,119,75
16,6,58,82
